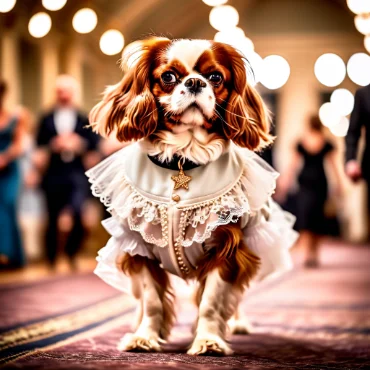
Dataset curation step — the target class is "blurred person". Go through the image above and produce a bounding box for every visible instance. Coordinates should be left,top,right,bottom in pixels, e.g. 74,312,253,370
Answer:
276,115,343,267
345,85,370,238
34,75,100,269
18,113,46,262
0,79,27,268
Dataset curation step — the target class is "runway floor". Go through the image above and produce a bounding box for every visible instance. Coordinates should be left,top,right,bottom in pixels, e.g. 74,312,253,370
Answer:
0,242,370,369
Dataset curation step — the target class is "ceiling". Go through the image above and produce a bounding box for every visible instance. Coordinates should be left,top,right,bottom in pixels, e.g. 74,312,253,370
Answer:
0,0,358,61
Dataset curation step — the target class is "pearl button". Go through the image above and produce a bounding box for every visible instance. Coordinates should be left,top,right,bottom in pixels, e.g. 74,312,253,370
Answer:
172,194,180,202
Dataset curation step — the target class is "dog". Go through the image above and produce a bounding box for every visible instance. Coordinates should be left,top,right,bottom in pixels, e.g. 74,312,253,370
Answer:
87,37,296,355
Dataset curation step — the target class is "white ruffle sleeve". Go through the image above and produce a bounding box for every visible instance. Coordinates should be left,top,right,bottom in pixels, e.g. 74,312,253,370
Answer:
94,217,156,293
242,200,298,281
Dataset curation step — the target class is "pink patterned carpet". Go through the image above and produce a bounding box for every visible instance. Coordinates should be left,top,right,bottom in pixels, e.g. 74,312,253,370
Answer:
1,242,370,369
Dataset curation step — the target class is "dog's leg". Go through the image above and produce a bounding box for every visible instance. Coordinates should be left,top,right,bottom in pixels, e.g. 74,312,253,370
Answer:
118,256,175,352
131,274,144,332
188,269,240,355
118,266,164,351
188,224,260,355
228,304,253,335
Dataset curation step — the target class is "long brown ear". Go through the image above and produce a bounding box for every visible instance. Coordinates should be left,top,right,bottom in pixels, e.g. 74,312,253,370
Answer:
218,44,273,150
224,86,273,150
90,37,171,142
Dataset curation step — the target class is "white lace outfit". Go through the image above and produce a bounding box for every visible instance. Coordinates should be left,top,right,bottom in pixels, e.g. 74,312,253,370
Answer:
86,143,298,293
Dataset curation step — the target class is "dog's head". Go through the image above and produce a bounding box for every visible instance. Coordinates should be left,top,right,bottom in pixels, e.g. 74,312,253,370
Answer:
91,37,273,158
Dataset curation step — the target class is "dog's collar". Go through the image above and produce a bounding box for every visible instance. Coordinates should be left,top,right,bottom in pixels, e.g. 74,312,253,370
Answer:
148,155,201,171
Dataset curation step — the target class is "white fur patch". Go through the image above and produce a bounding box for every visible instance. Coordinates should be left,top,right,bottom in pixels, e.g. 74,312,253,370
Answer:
180,107,204,126
141,130,228,165
167,40,211,70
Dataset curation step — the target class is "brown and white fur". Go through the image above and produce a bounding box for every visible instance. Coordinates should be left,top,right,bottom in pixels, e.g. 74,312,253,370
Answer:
90,38,273,355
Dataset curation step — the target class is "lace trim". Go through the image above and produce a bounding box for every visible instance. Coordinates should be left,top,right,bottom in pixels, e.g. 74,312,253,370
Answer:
182,203,248,247
87,164,277,248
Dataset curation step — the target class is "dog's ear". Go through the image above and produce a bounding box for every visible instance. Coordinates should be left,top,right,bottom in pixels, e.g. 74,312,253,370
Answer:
219,44,273,150
90,37,171,142
224,85,273,150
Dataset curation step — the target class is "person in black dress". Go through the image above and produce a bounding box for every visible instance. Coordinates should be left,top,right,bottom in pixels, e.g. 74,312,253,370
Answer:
276,115,343,267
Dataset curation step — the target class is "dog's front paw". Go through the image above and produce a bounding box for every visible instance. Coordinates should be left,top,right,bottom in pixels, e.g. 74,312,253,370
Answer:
187,334,233,356
229,318,253,335
118,333,162,352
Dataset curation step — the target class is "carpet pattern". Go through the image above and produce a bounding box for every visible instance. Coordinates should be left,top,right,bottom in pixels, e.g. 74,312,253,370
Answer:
1,243,370,369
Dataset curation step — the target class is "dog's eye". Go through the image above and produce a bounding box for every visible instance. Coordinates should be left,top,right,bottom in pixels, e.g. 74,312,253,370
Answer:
161,72,177,84
208,72,223,85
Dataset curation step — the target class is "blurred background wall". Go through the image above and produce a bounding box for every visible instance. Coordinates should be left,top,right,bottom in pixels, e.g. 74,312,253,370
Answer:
0,0,369,249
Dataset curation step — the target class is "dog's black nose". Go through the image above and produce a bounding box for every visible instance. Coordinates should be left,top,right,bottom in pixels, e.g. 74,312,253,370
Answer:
185,78,206,94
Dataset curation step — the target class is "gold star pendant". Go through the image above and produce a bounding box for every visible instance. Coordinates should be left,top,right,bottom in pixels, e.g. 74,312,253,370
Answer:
171,162,192,190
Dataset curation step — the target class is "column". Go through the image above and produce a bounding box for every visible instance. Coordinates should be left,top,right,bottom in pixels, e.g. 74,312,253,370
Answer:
40,38,59,109
275,49,319,171
64,39,84,104
0,31,20,109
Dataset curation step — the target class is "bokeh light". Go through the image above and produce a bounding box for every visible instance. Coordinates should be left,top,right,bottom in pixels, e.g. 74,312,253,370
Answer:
28,12,52,38
330,116,350,137
319,102,342,128
100,30,125,56
202,0,228,6
354,14,370,35
0,0,16,13
214,29,254,54
347,53,370,86
346,0,370,15
330,89,354,116
72,8,97,34
214,27,245,45
236,37,255,54
365,35,370,53
314,53,346,87
42,0,67,11
209,5,239,31
260,55,290,90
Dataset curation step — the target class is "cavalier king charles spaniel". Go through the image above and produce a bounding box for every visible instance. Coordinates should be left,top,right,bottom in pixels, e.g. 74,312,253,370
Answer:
89,37,277,356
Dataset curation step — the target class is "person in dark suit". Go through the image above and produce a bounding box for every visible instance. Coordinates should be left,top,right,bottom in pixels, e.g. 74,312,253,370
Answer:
35,75,100,268
345,85,370,238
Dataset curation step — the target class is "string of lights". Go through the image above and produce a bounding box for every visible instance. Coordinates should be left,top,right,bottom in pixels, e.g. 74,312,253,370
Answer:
203,0,290,90
347,0,370,53
0,0,125,56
